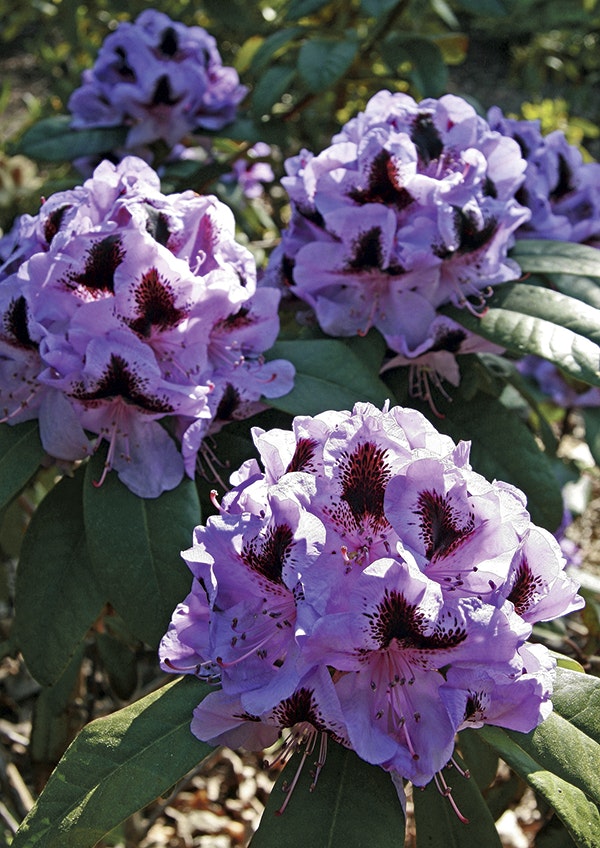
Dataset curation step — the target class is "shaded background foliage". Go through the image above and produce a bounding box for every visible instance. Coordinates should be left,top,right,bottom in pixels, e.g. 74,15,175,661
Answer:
0,2,600,847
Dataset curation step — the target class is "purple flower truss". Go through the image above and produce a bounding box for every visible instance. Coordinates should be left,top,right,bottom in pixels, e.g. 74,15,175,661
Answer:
159,401,582,806
488,108,600,244
265,92,531,407
68,9,247,151
0,157,293,497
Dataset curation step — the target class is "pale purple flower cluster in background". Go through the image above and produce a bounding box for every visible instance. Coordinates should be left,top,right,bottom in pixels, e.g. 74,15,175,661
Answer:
160,402,582,793
517,354,600,409
488,108,600,245
265,91,531,395
223,143,276,199
0,157,293,497
68,10,247,152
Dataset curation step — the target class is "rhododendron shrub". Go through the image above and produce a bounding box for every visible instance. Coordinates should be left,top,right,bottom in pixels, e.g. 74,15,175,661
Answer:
6,8,600,848
160,402,582,799
0,156,293,497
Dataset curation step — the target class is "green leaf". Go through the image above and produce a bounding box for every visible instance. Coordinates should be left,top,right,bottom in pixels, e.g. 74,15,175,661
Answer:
583,407,600,467
510,240,600,281
14,469,104,685
457,730,499,791
83,456,200,647
265,338,390,415
12,676,213,848
29,644,87,770
251,64,297,116
443,284,600,390
297,36,359,93
250,27,304,72
477,722,600,848
381,36,448,97
17,115,128,162
251,740,405,847
414,758,503,848
551,667,600,742
0,420,45,511
453,0,507,14
285,0,332,19
360,0,403,15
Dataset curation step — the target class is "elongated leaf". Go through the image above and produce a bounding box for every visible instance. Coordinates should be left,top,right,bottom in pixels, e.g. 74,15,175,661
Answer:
414,758,503,848
83,455,200,646
0,420,45,511
251,740,405,847
12,676,212,848
14,469,104,685
443,288,600,390
505,713,600,806
250,27,304,72
381,35,447,96
477,724,600,848
551,668,600,741
251,64,297,116
454,0,507,13
285,0,332,19
582,407,600,467
361,0,403,15
297,37,359,93
17,115,128,162
457,730,499,791
481,283,600,345
541,274,600,311
510,240,600,280
266,338,390,415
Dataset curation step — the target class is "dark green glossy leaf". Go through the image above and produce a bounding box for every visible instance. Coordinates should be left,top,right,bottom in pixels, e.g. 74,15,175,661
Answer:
29,644,86,770
453,0,507,14
414,757,502,848
510,240,600,281
360,0,403,15
583,407,600,467
83,455,200,646
551,668,600,742
96,631,138,701
503,712,600,806
443,284,600,390
250,27,304,71
17,115,128,162
0,420,45,511
457,730,499,791
480,283,600,345
297,36,359,93
251,741,405,847
285,0,332,20
381,36,448,96
266,338,390,415
14,470,104,685
541,274,600,311
477,723,600,848
12,677,212,848
251,64,297,116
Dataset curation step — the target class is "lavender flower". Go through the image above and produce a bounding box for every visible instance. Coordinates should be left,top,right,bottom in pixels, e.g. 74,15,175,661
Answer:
68,10,247,153
517,353,600,408
160,402,582,795
266,93,530,398
0,157,293,497
488,107,600,244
